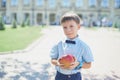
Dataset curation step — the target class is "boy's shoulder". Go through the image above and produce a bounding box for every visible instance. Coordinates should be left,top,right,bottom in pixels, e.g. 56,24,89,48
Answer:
77,37,90,48
52,38,65,46
57,39,65,45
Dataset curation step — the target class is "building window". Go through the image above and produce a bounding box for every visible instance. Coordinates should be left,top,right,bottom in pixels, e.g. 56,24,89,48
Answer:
75,0,83,8
12,13,17,21
89,0,96,7
101,0,109,8
49,13,56,25
48,0,56,8
23,0,30,6
61,0,71,7
37,13,43,25
115,0,120,8
1,13,6,23
24,13,29,21
1,0,6,7
11,0,18,6
36,0,44,6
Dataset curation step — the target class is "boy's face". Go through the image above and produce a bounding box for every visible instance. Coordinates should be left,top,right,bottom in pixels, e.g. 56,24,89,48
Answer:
61,20,80,39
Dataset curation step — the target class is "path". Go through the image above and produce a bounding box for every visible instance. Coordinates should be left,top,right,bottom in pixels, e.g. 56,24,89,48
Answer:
0,26,120,80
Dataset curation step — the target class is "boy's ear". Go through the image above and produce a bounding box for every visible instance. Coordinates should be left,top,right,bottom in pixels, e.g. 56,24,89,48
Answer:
78,24,81,29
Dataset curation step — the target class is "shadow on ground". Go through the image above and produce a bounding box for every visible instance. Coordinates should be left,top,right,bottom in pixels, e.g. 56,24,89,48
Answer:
0,58,55,80
0,58,120,80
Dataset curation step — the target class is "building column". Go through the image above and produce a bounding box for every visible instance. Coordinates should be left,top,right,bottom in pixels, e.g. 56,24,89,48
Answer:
6,0,11,24
110,0,115,20
18,0,22,25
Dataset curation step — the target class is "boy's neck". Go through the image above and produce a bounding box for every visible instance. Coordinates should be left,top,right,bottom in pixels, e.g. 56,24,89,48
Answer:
67,35,78,40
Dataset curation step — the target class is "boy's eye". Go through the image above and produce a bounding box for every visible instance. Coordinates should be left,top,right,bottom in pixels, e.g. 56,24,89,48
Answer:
70,25,74,28
63,26,67,29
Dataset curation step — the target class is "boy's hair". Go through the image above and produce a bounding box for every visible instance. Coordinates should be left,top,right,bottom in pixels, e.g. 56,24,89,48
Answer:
60,12,80,24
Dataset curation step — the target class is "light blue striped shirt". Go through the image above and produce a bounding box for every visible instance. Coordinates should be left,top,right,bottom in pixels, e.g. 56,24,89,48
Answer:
50,36,94,75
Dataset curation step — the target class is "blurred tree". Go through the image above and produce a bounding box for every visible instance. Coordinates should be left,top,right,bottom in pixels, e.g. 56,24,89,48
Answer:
21,17,30,27
12,19,17,28
26,17,30,26
21,20,26,27
0,16,5,30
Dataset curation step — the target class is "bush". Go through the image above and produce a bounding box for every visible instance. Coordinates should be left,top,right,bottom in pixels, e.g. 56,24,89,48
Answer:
21,17,30,27
114,22,118,28
21,20,26,27
0,16,5,30
26,17,30,26
12,20,17,28
114,21,120,28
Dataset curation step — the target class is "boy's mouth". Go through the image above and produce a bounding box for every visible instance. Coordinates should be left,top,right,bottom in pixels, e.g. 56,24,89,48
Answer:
66,34,72,37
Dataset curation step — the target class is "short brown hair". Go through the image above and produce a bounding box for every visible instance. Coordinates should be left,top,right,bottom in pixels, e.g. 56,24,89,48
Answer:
60,12,80,24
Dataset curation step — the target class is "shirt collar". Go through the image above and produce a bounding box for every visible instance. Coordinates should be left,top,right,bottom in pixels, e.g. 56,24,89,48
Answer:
66,35,79,43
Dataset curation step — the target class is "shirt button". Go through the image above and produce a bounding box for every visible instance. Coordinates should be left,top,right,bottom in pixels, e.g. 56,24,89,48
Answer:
68,75,71,78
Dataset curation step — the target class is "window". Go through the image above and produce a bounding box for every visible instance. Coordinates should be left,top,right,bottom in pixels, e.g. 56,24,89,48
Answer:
89,0,96,7
12,13,17,21
101,0,109,8
11,0,18,6
24,13,29,21
48,0,56,8
36,0,44,6
75,0,83,8
37,13,43,24
62,0,71,7
115,0,120,8
23,0,30,6
1,0,6,7
49,13,56,25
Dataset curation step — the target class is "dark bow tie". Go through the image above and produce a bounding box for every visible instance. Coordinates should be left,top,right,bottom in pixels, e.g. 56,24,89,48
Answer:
65,40,76,44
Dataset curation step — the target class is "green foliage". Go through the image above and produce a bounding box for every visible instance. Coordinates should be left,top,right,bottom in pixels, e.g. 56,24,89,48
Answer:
113,18,120,29
114,21,120,28
0,16,5,30
21,20,26,27
114,22,118,28
12,19,17,28
26,17,30,26
21,17,30,27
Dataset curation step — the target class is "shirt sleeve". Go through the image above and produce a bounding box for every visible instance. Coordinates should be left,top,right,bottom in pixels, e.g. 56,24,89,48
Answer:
50,44,59,59
82,45,94,63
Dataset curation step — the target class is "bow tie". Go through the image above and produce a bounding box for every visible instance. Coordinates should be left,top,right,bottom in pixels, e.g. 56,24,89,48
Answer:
65,40,76,44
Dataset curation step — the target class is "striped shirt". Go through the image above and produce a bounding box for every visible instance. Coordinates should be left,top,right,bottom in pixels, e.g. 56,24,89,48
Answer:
50,36,94,75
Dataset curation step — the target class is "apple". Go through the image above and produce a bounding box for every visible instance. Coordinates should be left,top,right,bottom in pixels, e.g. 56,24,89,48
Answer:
58,54,75,68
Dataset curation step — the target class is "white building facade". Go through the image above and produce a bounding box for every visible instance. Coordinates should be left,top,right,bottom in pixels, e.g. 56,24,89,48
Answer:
0,0,120,26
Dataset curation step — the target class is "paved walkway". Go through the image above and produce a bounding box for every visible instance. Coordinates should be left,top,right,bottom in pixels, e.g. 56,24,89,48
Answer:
0,26,120,80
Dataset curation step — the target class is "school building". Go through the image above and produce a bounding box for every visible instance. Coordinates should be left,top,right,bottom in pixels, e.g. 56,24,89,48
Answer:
0,0,120,26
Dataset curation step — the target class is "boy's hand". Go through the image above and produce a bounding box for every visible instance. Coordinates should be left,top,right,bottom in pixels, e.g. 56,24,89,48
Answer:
68,61,79,69
67,58,79,70
59,61,79,70
51,59,79,69
51,59,66,67
56,61,64,66
56,61,69,69
58,58,79,69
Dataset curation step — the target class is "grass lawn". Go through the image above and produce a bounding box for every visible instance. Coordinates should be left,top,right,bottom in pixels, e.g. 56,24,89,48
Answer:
0,26,43,53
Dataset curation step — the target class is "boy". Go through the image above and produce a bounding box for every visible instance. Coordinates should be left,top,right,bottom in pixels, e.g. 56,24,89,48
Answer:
50,12,94,80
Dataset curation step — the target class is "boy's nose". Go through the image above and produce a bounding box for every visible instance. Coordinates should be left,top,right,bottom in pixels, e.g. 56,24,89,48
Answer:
67,28,71,32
